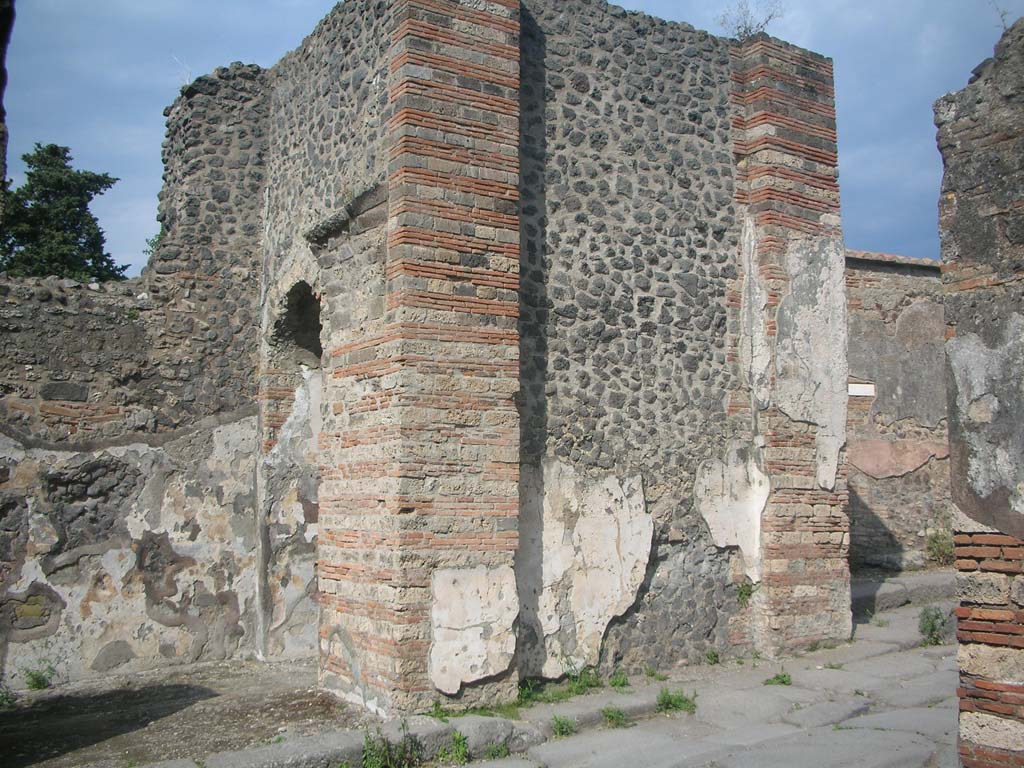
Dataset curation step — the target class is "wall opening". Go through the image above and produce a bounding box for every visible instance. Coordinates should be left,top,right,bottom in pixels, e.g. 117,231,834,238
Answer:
272,281,323,362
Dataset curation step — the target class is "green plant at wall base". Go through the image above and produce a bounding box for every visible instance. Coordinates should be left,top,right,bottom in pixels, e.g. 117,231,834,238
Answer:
656,688,697,714
0,685,15,709
436,730,470,766
601,707,630,728
609,669,629,689
919,606,946,646
22,663,56,691
567,665,603,696
362,723,423,768
926,528,955,566
763,671,791,686
484,743,510,760
551,715,577,737
705,649,720,665
644,665,668,681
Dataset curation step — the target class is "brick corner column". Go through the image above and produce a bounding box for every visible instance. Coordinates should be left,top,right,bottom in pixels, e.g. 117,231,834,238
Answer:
319,0,522,715
729,34,852,655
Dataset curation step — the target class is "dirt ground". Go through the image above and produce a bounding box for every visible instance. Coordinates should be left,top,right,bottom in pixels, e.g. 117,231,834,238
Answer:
0,658,371,768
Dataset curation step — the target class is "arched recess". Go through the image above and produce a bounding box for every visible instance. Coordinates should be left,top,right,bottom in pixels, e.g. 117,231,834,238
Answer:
256,278,325,662
271,281,324,365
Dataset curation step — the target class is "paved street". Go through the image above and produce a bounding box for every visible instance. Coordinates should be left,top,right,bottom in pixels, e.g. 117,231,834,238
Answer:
486,599,956,768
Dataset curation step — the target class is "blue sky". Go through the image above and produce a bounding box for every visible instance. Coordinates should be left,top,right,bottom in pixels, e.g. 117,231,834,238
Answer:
5,0,1022,275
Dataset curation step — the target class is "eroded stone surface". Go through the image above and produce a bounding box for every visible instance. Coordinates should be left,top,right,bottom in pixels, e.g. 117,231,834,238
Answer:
947,313,1024,533
429,566,518,695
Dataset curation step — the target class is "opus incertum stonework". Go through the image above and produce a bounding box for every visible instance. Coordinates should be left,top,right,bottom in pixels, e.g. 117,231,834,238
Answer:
0,0,965,722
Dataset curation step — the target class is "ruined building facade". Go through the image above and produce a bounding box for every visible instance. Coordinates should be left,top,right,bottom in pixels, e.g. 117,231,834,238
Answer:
937,18,1024,768
0,0,950,715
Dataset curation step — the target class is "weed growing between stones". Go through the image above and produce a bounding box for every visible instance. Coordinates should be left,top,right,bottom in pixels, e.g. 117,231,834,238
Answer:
436,730,469,765
601,707,630,728
484,743,510,759
763,670,792,686
644,665,669,681
566,665,603,696
656,688,697,714
0,684,15,709
362,722,422,768
705,649,720,665
736,582,756,608
926,528,955,566
551,715,577,737
609,669,630,689
21,662,55,691
918,606,945,646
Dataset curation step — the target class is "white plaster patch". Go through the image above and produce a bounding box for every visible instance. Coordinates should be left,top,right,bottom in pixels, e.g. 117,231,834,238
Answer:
774,236,849,490
519,459,653,678
429,565,518,695
696,440,769,581
848,383,876,397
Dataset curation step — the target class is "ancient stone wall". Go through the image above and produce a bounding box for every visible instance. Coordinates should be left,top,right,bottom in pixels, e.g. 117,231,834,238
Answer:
935,17,1024,768
257,0,392,669
518,0,747,678
729,34,851,654
0,62,279,686
337,0,523,713
1,0,864,710
844,251,951,571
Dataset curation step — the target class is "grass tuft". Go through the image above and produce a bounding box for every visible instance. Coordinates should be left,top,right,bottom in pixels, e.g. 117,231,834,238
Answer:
656,688,697,714
763,671,792,686
601,707,630,728
551,715,577,737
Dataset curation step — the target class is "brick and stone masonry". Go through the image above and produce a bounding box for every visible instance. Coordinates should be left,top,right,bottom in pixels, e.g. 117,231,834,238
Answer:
0,0,934,715
316,0,523,713
729,34,851,654
935,17,1024,768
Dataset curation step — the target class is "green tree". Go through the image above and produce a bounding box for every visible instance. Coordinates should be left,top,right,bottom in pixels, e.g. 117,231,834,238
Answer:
0,143,125,281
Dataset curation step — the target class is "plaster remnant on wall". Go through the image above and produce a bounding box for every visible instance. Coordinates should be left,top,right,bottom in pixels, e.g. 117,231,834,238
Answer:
848,440,950,480
518,459,652,679
774,236,849,490
947,312,1024,527
429,565,517,695
739,217,771,408
695,440,769,581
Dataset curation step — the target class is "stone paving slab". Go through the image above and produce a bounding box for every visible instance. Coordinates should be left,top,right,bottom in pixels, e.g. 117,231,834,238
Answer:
123,581,957,768
844,704,957,743
781,696,870,729
675,727,937,768
851,569,955,616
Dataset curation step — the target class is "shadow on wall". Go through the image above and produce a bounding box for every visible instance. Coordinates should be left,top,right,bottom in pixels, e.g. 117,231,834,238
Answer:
848,485,905,574
848,486,903,624
515,6,550,678
0,684,217,768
